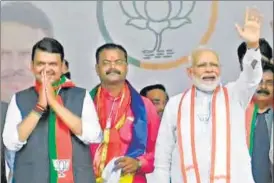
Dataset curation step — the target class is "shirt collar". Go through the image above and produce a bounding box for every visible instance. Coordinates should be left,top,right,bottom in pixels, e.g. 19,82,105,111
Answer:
101,87,123,101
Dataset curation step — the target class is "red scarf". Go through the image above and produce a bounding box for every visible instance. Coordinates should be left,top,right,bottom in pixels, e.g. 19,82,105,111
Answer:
35,77,75,183
93,84,131,177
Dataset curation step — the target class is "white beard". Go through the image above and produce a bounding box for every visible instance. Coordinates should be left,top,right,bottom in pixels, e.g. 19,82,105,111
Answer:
192,74,221,92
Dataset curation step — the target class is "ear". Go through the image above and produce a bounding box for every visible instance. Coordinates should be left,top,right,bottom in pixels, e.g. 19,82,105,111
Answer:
186,67,192,79
95,64,99,76
61,61,66,72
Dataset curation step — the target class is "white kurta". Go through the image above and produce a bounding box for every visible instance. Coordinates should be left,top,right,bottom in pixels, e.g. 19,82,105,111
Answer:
152,49,262,183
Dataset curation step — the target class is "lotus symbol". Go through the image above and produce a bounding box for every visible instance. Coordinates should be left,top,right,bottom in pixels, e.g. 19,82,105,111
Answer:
120,0,196,59
53,159,70,178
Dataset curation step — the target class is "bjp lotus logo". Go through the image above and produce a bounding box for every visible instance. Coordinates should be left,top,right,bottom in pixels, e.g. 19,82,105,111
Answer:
53,159,70,178
120,1,195,59
96,1,218,70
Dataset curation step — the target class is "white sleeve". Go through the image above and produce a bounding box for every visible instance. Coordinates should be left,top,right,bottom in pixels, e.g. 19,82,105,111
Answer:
227,48,263,109
152,99,176,183
2,94,26,151
75,90,102,144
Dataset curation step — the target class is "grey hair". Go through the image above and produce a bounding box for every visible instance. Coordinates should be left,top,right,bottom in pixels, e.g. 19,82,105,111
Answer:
187,45,219,68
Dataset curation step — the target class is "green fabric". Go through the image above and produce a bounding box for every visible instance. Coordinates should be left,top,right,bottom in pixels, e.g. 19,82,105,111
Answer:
249,104,259,156
89,85,100,100
49,109,58,183
49,75,67,183
52,75,66,88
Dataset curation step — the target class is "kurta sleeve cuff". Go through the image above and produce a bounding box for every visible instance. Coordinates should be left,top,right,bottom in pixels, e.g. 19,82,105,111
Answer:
5,127,27,151
137,156,153,173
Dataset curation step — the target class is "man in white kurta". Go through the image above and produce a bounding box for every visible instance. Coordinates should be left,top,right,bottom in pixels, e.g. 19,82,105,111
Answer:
152,8,263,183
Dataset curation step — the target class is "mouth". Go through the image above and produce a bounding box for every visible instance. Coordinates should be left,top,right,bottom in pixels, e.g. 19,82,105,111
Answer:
108,72,119,75
201,76,216,82
107,72,120,77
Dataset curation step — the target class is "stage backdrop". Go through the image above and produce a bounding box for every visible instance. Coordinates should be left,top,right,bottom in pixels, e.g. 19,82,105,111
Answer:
1,1,273,98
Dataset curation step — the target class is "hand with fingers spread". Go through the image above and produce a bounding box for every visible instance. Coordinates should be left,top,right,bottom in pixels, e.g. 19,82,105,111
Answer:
235,7,263,47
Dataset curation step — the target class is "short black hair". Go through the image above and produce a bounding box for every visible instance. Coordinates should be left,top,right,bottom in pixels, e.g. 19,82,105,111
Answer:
1,2,53,37
140,84,169,101
64,59,69,68
237,38,272,71
31,37,64,61
262,62,274,74
95,43,128,64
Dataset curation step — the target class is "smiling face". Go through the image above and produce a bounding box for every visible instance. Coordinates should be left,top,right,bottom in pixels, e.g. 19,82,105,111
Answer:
96,48,128,85
31,49,63,84
254,70,273,103
187,49,221,92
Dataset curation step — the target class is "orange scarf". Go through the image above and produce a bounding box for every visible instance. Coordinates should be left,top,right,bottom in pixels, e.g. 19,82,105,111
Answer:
93,84,131,177
177,86,231,183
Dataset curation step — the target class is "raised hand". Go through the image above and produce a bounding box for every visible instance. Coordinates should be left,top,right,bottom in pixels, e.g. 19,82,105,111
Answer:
37,70,48,109
235,7,263,44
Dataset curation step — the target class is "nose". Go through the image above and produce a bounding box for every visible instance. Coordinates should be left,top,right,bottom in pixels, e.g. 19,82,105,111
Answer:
110,63,115,68
259,80,268,89
44,64,49,71
109,62,118,69
43,64,53,74
205,65,214,72
261,83,267,89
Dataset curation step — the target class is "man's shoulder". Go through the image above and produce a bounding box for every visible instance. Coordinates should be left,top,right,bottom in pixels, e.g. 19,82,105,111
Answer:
170,92,185,101
62,86,88,99
16,87,35,94
67,86,87,92
14,87,36,98
167,92,186,107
